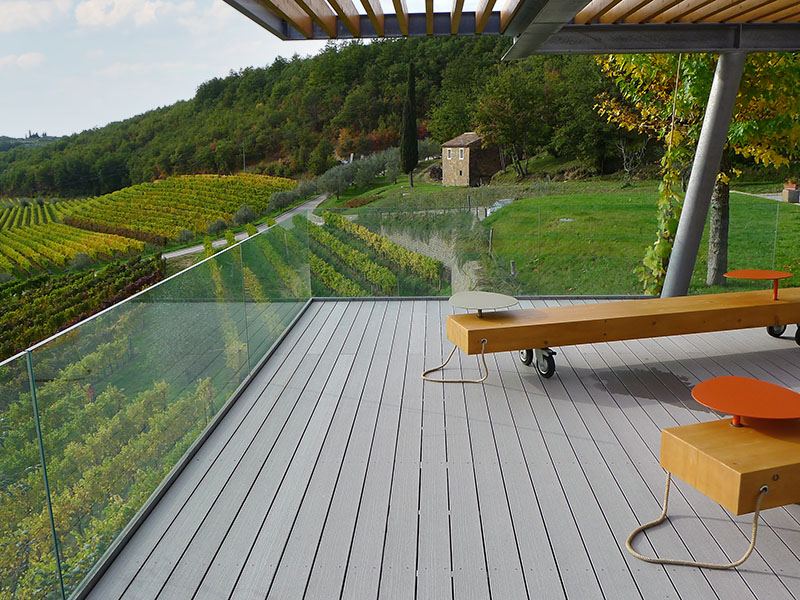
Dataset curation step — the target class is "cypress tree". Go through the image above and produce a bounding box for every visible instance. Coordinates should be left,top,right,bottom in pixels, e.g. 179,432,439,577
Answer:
400,62,418,187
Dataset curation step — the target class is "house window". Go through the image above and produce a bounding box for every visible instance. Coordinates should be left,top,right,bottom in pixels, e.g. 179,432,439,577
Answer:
459,148,465,159
447,148,452,159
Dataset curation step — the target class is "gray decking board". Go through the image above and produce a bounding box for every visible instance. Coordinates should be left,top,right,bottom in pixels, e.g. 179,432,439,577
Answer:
126,301,364,599
417,300,453,600
85,300,338,600
438,301,492,600
339,301,411,600
83,298,800,600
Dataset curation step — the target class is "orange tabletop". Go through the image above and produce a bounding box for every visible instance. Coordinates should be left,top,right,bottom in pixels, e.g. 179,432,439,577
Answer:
724,269,792,300
692,375,800,426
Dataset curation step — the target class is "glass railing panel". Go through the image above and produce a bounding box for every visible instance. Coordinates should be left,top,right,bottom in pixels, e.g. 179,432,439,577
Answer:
26,244,248,596
689,194,798,294
315,199,658,297
0,353,62,599
241,222,310,367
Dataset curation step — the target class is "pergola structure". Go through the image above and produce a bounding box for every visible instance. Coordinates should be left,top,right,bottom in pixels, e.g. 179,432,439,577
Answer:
223,0,800,296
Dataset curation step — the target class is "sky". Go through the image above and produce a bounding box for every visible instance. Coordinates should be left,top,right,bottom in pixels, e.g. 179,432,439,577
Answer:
0,0,332,138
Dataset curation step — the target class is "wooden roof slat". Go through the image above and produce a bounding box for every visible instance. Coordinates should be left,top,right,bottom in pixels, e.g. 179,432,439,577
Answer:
708,0,777,22
451,0,466,33
678,0,741,21
597,0,653,24
624,0,685,22
651,0,718,22
500,0,524,32
476,0,499,32
295,0,338,37
359,0,384,36
393,0,409,35
774,7,800,20
327,0,360,36
574,0,624,24
739,0,800,21
255,0,313,37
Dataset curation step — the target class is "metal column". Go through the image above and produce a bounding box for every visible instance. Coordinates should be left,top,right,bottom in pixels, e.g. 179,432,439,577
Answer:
661,51,747,298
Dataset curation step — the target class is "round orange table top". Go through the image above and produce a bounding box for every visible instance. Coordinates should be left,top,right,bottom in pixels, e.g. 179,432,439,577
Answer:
692,376,800,420
724,269,793,281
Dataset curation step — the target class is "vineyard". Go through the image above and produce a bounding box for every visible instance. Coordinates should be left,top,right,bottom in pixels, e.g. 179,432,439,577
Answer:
292,214,447,297
0,222,145,276
64,174,296,243
0,255,165,361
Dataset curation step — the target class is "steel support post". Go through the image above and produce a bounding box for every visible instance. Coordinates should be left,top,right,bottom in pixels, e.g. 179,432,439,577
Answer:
661,51,747,298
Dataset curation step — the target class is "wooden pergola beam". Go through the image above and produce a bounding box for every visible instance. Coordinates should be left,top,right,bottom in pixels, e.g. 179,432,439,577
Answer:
739,0,800,21
500,0,523,32
360,0,384,36
426,0,434,35
294,0,338,37
476,0,499,32
393,0,409,35
255,0,313,37
624,0,689,22
327,0,360,36
600,0,656,23
709,0,775,22
452,0,465,33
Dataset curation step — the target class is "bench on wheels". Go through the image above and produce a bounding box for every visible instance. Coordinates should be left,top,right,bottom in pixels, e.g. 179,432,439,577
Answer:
445,288,800,378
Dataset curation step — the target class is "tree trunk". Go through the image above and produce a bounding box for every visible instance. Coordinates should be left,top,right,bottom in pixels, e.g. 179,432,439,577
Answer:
706,157,730,286
408,171,414,187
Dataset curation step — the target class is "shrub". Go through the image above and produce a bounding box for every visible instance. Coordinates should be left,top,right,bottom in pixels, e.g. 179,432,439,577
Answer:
176,228,194,244
296,179,318,198
225,229,236,247
206,218,227,236
68,252,92,270
245,223,258,236
203,236,214,258
232,204,256,225
270,190,297,212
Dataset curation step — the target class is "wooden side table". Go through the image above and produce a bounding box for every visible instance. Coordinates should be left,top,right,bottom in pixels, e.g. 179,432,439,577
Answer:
627,375,800,569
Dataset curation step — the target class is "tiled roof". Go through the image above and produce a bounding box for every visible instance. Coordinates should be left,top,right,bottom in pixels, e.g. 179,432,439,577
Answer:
442,132,482,148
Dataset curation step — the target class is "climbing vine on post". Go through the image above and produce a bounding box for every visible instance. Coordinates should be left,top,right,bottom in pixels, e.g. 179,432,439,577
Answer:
597,52,800,295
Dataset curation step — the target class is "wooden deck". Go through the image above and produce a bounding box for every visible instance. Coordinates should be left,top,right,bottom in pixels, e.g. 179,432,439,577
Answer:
85,298,800,600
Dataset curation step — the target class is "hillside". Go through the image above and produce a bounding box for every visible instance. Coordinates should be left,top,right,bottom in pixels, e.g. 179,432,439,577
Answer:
0,37,510,198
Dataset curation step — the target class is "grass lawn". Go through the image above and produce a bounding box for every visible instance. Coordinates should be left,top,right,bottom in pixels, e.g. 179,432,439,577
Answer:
482,186,800,296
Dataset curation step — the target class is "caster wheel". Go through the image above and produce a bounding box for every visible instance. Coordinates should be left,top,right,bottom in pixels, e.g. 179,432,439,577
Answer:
767,325,787,338
536,351,556,378
796,326,800,347
520,349,533,366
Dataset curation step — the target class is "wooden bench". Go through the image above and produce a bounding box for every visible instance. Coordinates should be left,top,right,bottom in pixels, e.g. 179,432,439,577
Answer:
446,288,800,377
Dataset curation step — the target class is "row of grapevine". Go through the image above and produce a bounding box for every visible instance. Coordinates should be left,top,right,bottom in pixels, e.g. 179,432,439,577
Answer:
309,253,367,297
0,255,164,361
64,174,296,241
298,216,397,294
0,223,144,275
0,200,75,231
323,211,442,281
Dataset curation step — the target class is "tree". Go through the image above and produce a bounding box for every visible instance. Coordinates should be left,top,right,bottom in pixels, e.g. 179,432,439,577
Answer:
474,62,549,179
400,62,418,187
598,53,800,293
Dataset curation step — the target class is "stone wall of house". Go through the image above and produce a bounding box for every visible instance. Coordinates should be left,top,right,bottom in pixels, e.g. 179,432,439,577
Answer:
378,227,481,293
442,146,471,187
470,147,503,186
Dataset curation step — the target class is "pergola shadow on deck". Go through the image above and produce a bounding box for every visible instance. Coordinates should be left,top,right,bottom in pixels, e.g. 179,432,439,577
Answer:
85,298,800,600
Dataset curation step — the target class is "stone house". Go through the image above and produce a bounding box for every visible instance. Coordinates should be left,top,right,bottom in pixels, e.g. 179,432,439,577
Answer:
441,132,502,186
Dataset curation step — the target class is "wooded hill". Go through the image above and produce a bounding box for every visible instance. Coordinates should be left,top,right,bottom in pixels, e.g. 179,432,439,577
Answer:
0,37,629,199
